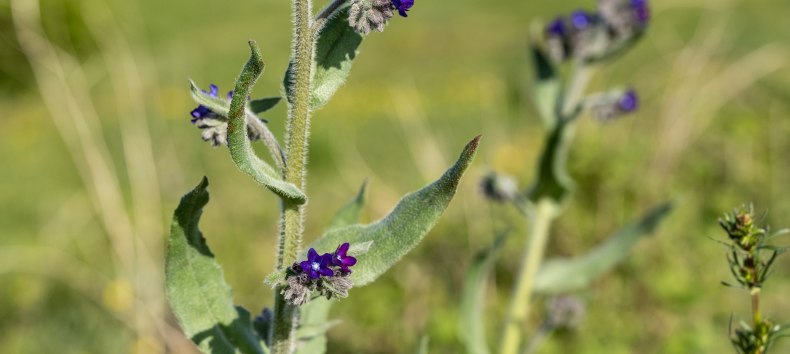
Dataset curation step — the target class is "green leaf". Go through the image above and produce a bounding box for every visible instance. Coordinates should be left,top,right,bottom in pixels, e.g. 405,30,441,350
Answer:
527,119,576,203
307,136,482,286
531,42,560,129
228,41,306,204
459,233,507,354
165,177,267,354
249,97,281,114
533,202,673,294
294,298,335,354
284,8,363,110
326,181,367,231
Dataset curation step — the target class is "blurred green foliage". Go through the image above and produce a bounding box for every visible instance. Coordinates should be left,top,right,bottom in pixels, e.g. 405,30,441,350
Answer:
1,0,789,353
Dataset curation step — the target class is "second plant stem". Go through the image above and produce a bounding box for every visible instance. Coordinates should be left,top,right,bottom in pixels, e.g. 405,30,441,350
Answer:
499,199,558,354
272,0,314,352
499,63,594,354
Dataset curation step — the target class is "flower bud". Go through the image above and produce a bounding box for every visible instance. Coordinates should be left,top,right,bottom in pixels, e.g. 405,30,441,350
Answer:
348,0,394,35
588,89,639,121
480,172,520,203
546,295,586,330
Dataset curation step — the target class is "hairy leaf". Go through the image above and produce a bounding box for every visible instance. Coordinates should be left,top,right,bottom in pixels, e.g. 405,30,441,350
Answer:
307,136,481,286
533,202,673,294
326,181,367,231
165,177,266,354
459,233,507,354
228,41,306,204
284,9,363,110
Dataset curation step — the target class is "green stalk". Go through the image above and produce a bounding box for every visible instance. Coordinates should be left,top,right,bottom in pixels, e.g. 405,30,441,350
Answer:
499,63,594,354
499,199,558,354
272,0,315,352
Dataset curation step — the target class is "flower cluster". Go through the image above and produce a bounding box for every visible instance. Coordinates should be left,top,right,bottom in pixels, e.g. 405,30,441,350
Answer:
348,0,414,35
281,243,358,306
189,83,264,146
544,0,649,62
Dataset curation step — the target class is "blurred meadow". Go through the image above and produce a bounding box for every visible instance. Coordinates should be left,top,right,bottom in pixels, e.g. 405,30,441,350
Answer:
1,0,790,352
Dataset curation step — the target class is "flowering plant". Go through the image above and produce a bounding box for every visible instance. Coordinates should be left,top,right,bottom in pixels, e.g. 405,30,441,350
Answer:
165,1,480,353
459,1,673,353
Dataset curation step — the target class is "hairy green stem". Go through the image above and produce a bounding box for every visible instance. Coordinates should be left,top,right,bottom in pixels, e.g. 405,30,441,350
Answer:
272,0,315,352
499,199,558,354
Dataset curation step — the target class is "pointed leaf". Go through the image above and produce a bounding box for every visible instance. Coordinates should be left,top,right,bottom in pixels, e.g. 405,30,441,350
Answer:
284,8,363,110
532,202,672,294
531,42,560,129
307,136,481,286
228,41,306,204
326,181,367,231
249,97,281,114
165,177,266,354
459,233,507,354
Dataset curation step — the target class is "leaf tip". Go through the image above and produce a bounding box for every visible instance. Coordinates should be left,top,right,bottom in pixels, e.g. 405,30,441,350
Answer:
464,135,482,156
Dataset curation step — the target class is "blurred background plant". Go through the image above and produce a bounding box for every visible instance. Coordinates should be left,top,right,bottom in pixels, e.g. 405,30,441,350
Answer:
1,0,789,353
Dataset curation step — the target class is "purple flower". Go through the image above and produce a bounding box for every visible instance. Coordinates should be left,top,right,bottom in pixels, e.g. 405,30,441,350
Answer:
570,10,593,30
331,243,357,274
300,248,335,279
190,84,220,122
631,0,649,24
391,0,414,17
546,17,566,37
618,90,639,112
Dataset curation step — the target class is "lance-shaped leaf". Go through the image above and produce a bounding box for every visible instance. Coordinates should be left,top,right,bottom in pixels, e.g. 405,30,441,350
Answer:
531,42,560,129
533,202,673,294
307,136,481,286
326,181,367,231
527,119,576,203
165,177,267,354
459,233,507,354
228,41,306,204
284,8,363,110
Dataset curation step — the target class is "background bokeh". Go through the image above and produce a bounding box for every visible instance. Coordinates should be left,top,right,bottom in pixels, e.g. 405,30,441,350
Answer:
1,0,790,353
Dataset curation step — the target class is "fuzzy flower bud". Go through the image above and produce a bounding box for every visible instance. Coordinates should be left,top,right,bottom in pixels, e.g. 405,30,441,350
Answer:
545,295,586,330
348,0,394,35
598,0,650,40
480,172,520,203
589,89,639,121
189,83,269,147
282,273,311,306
